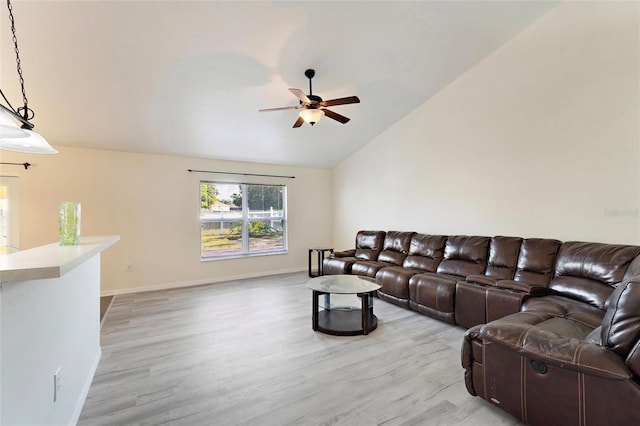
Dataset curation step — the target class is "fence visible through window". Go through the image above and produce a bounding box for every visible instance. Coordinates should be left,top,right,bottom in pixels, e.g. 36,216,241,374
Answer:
200,182,287,259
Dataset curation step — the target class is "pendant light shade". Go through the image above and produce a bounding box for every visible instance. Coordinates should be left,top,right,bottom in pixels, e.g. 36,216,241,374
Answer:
0,129,58,154
299,108,324,126
0,109,28,139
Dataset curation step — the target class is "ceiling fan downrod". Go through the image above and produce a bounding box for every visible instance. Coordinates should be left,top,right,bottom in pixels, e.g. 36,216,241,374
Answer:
305,69,315,96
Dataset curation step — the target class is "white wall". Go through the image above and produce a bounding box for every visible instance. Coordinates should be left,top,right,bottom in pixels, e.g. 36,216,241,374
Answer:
1,255,101,426
333,1,640,249
0,147,332,294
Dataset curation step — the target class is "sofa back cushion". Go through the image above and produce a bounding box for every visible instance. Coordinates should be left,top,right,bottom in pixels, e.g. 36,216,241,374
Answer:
484,236,523,280
354,230,386,260
601,277,640,357
513,238,561,286
623,253,640,281
402,234,447,272
549,242,640,309
377,231,415,265
436,236,490,277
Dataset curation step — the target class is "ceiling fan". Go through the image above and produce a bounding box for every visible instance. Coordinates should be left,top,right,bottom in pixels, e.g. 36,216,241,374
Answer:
259,69,360,128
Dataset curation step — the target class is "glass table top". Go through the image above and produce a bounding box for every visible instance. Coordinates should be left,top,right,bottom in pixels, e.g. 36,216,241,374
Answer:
307,274,381,294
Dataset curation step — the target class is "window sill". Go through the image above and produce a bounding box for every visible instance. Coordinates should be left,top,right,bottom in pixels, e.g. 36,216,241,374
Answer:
200,250,288,262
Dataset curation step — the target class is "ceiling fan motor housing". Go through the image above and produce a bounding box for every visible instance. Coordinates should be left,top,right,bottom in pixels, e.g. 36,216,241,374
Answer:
307,94,323,105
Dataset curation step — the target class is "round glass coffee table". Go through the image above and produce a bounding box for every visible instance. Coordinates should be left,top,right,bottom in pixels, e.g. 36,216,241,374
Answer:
306,275,381,336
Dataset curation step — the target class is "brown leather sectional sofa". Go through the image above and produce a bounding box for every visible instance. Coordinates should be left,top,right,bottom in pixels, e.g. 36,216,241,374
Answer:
323,230,640,425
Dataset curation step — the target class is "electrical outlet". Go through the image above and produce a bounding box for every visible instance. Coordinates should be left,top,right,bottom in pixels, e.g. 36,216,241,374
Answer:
53,367,61,402
126,264,133,272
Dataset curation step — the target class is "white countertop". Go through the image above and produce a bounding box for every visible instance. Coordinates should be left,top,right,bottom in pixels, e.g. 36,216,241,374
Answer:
0,235,120,283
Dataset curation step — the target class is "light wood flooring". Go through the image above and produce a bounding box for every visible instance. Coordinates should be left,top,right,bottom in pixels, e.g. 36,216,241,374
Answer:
100,295,114,326
78,272,522,425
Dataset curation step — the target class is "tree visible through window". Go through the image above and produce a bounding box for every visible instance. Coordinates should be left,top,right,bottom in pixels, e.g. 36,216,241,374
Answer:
200,182,287,259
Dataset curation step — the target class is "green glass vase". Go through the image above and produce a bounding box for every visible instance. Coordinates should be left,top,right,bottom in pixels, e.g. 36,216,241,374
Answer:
59,202,81,245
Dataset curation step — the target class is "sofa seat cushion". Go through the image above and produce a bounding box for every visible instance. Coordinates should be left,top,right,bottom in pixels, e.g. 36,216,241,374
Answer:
351,261,392,279
322,257,358,275
375,266,424,301
479,312,630,380
522,295,605,329
408,273,459,324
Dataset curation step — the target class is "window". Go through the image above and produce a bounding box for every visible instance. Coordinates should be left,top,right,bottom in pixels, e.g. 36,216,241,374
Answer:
200,182,287,259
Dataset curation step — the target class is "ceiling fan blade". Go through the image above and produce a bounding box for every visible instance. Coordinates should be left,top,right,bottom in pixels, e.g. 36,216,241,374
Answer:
320,96,360,107
259,105,301,112
293,116,304,128
289,88,311,104
323,109,350,124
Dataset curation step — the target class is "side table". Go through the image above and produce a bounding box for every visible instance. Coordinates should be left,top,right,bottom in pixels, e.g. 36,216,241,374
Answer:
308,247,334,278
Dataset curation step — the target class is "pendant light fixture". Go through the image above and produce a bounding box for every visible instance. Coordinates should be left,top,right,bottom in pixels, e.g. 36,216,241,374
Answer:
0,0,57,154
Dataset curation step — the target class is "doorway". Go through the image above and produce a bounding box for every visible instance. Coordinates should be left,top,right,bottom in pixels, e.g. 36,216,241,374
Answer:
0,176,19,254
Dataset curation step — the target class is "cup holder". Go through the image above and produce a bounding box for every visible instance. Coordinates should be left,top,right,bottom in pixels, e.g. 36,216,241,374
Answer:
531,360,548,374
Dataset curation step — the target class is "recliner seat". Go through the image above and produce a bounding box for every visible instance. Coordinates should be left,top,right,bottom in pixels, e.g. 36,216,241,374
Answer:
462,277,640,425
375,233,447,308
462,242,640,425
350,231,415,279
322,230,385,275
408,235,490,323
455,238,561,328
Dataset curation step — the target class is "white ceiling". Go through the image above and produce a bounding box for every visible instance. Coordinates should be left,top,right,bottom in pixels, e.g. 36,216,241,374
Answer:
0,0,558,168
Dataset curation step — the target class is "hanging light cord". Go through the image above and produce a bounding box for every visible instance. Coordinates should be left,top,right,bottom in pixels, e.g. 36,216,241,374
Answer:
1,0,35,127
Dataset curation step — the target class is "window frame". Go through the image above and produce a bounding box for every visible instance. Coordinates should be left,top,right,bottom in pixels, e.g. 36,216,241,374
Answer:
200,181,288,261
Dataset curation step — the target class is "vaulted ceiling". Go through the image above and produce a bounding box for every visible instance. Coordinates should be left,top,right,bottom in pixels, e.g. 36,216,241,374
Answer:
0,1,558,168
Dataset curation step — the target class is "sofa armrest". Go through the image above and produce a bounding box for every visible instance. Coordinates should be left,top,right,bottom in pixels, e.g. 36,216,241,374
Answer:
465,274,498,286
481,317,631,380
331,249,355,258
461,326,484,396
462,326,482,369
494,279,547,296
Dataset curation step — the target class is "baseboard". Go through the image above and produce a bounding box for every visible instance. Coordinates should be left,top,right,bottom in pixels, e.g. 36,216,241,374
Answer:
69,346,101,426
101,267,307,296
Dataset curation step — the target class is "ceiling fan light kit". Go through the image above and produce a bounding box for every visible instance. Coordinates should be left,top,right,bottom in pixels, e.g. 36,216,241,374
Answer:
299,108,324,126
0,0,57,154
260,68,360,128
